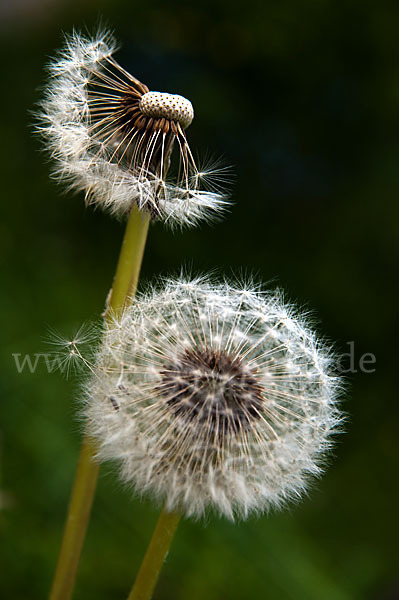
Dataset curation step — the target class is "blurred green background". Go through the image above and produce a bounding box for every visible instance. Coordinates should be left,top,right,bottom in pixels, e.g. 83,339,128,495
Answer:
1,0,398,598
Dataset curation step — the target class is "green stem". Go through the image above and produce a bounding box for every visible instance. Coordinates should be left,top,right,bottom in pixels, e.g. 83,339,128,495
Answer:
49,206,151,600
48,438,100,600
105,205,151,318
127,509,181,600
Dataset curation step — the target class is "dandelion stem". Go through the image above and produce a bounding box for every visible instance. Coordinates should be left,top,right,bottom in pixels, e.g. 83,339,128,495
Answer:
104,205,151,319
127,508,181,600
49,205,150,600
48,437,100,600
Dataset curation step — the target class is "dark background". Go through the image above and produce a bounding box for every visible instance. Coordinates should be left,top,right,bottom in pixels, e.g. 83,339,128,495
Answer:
0,0,398,598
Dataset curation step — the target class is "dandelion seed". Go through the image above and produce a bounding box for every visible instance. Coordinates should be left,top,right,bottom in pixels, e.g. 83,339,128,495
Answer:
84,276,343,520
37,29,230,228
45,322,99,377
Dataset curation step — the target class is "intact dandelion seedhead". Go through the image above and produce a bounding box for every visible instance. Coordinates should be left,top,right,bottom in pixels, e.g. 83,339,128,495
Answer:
37,29,230,228
84,276,343,520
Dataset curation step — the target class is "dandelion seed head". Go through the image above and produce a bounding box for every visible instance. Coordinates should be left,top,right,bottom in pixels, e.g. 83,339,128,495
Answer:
139,92,194,129
84,277,343,519
36,30,229,228
159,347,264,436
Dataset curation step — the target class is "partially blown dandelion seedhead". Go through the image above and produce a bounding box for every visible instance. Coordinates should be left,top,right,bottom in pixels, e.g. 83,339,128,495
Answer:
37,29,230,227
84,277,342,520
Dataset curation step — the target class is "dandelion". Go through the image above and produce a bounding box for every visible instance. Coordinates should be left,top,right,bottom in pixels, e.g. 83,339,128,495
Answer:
84,276,342,520
37,29,230,227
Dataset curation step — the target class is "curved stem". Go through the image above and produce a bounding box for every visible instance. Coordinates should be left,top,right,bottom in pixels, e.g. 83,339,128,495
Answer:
49,206,151,600
127,509,181,600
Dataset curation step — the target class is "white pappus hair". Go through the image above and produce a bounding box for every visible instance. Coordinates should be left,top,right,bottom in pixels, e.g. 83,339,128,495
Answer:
83,276,343,520
36,29,230,228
